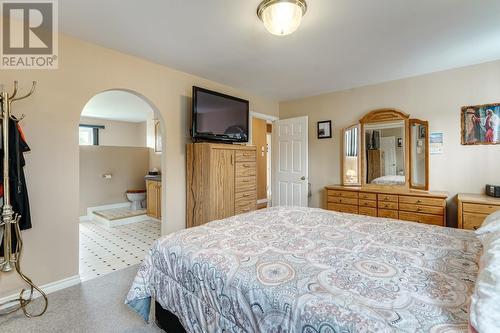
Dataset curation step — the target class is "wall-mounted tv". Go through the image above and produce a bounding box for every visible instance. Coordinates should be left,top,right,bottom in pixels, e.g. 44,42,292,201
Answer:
191,86,249,143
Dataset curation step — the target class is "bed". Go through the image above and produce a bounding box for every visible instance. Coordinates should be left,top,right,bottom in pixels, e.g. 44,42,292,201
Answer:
371,175,406,185
126,206,481,332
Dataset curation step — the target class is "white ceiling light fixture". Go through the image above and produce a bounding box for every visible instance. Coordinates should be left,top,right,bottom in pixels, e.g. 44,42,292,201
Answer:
257,0,307,36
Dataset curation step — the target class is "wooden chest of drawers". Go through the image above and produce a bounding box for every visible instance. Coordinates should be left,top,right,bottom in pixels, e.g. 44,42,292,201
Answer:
458,193,500,230
187,143,257,228
325,186,448,226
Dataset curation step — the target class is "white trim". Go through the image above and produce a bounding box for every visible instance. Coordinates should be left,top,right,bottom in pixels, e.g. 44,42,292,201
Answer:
80,202,131,223
79,215,91,223
93,213,151,227
86,202,130,217
0,275,81,310
257,199,268,204
250,111,279,123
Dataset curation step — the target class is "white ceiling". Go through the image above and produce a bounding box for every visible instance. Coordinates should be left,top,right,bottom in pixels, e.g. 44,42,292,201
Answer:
61,0,500,101
81,90,153,122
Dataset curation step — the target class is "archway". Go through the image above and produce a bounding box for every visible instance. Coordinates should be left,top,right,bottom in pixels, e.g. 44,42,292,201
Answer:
77,89,166,281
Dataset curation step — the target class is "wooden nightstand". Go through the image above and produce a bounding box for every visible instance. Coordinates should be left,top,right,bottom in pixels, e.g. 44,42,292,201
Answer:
457,193,500,230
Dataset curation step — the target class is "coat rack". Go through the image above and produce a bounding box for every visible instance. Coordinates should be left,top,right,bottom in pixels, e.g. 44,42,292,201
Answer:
0,81,48,317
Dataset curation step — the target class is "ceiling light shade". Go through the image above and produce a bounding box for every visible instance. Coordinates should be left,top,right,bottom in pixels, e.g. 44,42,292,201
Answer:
257,0,307,36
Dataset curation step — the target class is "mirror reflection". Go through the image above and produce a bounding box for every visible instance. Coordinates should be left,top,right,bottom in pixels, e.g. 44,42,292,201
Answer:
364,121,405,186
411,122,427,188
343,125,360,185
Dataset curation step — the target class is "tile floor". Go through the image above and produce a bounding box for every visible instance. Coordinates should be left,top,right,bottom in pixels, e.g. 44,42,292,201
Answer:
79,219,161,282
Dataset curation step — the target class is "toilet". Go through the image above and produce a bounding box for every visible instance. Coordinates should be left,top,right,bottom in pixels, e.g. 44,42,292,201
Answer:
126,189,146,210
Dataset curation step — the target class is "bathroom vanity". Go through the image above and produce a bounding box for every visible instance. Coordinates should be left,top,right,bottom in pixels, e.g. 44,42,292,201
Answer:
145,176,161,219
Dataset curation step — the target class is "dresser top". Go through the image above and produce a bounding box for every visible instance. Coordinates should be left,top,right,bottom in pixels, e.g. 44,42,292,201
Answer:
188,142,256,150
325,185,448,198
458,193,500,205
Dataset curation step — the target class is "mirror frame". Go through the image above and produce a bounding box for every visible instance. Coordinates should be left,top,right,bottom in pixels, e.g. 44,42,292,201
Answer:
409,119,430,191
360,109,410,189
342,124,361,186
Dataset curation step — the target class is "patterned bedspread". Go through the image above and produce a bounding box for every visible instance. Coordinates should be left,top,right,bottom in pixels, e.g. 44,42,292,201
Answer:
126,207,481,333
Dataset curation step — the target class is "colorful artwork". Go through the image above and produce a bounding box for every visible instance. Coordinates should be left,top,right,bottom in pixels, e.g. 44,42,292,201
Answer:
461,104,500,145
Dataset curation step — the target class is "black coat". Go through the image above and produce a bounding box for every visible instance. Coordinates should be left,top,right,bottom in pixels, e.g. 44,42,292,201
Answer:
0,118,31,256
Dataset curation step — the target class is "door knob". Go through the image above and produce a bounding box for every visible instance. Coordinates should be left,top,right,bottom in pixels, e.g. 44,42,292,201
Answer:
301,176,306,181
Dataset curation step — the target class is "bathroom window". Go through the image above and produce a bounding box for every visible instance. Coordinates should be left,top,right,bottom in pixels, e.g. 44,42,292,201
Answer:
79,124,104,146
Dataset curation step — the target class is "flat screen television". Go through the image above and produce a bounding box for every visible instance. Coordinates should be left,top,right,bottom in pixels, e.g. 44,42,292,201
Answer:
192,86,249,143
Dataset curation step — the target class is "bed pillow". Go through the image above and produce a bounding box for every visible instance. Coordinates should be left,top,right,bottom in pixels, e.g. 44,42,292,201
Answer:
469,231,500,333
475,210,500,235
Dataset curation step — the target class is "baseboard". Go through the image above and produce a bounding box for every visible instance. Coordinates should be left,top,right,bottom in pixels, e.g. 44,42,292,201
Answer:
0,274,81,310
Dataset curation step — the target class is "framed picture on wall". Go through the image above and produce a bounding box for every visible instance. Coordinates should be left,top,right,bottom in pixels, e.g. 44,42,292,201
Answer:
154,121,162,152
317,120,332,139
461,103,500,145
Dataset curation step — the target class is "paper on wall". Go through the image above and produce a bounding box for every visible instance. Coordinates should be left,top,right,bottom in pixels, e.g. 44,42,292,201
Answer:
430,132,444,154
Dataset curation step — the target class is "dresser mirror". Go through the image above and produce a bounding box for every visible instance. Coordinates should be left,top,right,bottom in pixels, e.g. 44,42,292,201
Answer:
363,121,406,186
342,124,361,185
342,109,429,190
409,119,429,190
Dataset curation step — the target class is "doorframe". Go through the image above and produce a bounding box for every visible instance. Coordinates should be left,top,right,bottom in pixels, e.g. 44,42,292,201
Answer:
271,116,309,207
249,111,279,207
249,111,279,144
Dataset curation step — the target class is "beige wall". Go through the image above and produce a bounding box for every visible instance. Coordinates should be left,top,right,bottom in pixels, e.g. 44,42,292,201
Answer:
80,116,147,147
280,60,500,226
79,146,149,215
0,32,278,298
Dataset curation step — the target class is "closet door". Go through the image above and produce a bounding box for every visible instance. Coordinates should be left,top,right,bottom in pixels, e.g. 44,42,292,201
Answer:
210,149,235,220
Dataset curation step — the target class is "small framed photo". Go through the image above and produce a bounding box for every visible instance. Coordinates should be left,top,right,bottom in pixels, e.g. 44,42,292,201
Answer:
317,121,332,139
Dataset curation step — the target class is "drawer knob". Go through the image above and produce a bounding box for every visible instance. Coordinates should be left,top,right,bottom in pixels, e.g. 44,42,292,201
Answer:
417,200,422,204
339,199,342,203
243,194,250,197
417,207,421,212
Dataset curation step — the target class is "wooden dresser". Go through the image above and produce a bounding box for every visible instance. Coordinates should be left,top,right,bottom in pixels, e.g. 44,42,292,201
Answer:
457,193,500,230
187,143,257,228
325,185,448,226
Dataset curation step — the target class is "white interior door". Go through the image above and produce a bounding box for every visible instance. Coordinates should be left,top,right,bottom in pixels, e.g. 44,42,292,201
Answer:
380,136,396,175
272,116,308,207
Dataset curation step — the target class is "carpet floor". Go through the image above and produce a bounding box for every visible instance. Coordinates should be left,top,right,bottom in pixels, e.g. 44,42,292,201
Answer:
0,265,163,333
